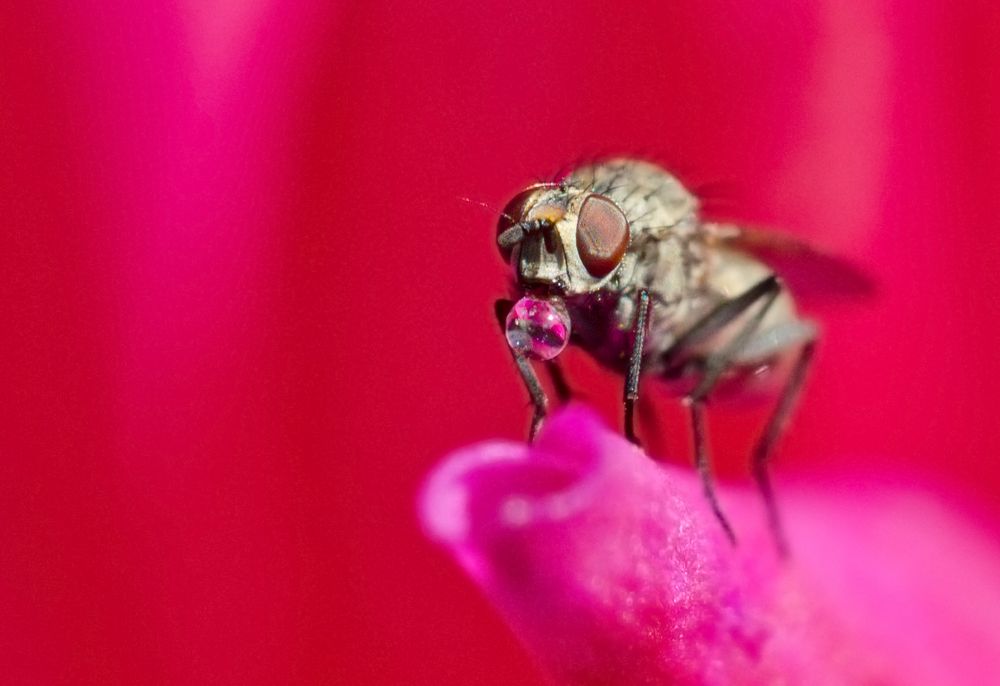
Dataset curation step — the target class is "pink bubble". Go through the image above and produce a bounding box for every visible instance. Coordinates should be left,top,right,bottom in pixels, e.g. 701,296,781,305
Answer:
505,297,571,360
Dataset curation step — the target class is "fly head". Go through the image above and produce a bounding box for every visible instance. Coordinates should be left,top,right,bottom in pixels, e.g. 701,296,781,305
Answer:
496,181,632,295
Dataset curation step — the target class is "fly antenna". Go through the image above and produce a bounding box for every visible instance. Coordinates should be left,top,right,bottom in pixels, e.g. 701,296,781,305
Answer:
497,218,554,249
497,223,526,249
457,196,515,224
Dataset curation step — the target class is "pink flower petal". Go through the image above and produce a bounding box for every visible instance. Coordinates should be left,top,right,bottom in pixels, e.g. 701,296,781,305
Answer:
420,406,1000,685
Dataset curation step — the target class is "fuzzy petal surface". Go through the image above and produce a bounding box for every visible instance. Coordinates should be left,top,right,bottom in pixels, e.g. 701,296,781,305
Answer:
421,406,1000,685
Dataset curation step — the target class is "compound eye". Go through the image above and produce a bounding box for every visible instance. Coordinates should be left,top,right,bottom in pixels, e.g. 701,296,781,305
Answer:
496,184,556,261
576,194,629,277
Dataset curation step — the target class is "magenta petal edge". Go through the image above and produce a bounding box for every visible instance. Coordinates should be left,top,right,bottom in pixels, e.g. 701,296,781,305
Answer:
419,405,1000,686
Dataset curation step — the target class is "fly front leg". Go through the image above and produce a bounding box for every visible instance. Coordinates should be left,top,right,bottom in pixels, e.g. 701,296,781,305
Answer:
663,275,783,545
624,289,652,445
515,355,548,440
495,299,550,441
546,359,573,404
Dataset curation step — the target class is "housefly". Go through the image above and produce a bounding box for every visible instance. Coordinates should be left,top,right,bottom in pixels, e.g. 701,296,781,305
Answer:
494,158,872,553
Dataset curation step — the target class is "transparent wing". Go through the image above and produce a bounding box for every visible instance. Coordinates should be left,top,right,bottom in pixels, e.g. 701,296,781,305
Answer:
704,222,877,301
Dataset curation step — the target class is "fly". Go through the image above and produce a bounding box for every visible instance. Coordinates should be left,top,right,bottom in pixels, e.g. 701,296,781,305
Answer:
493,158,872,554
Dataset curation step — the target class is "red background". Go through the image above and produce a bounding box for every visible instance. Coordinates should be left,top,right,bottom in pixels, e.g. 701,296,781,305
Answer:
2,1,999,683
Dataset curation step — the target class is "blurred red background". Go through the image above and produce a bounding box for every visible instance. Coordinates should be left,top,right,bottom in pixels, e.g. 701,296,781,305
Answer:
2,1,999,683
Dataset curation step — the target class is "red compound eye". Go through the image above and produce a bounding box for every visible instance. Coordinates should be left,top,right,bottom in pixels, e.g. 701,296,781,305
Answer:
496,184,555,261
576,194,629,277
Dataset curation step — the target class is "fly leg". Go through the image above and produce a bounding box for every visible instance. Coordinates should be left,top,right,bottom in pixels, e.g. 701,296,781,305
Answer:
546,360,573,403
624,289,652,444
493,302,573,403
745,331,817,557
496,299,550,441
662,275,782,545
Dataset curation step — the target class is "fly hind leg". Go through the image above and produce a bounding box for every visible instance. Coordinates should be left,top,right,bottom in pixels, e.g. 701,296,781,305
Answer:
663,275,783,545
738,320,817,557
